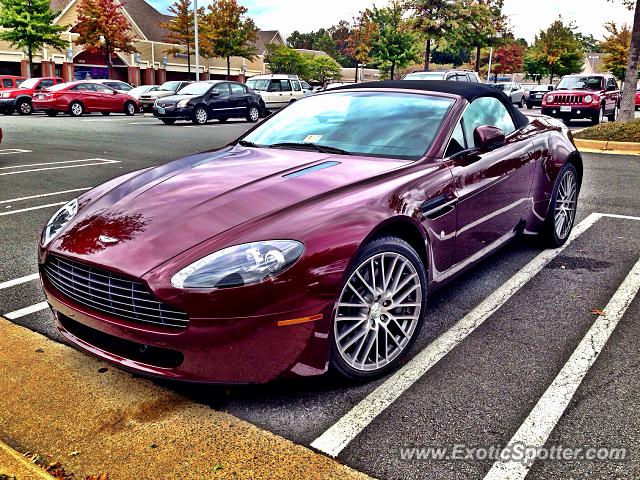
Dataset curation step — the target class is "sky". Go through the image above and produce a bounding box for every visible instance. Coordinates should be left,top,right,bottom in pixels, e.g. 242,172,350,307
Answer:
148,0,635,44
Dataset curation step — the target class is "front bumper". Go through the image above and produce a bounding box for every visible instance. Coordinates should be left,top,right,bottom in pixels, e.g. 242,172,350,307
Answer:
153,105,193,119
0,98,16,108
42,271,333,384
541,105,599,119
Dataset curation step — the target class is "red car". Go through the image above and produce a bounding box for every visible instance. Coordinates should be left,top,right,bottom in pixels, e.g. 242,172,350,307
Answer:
541,74,620,124
0,75,26,90
32,80,140,117
0,76,63,115
39,81,582,383
635,89,640,110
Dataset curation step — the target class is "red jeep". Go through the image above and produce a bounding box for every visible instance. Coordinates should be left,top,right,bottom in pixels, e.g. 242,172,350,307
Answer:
0,77,64,115
541,74,620,124
0,75,26,90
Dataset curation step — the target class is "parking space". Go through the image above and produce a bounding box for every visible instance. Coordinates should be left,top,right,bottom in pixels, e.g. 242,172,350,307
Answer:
1,114,639,479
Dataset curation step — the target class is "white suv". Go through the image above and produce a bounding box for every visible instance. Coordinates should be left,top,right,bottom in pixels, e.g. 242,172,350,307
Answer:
246,74,305,110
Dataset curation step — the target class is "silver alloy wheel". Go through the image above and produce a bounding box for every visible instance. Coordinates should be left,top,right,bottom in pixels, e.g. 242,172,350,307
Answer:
19,101,31,114
334,252,422,372
70,103,83,116
126,103,135,115
195,108,207,124
249,107,259,121
554,169,577,240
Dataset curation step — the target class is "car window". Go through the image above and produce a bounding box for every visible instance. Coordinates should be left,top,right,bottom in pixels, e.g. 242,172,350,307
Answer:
301,81,311,90
445,74,457,81
462,96,515,147
607,77,618,90
117,82,132,91
2,79,12,88
94,84,114,93
268,80,281,92
445,120,467,157
467,74,478,83
456,74,468,82
39,79,54,89
71,83,96,92
212,83,230,95
229,83,246,94
279,80,292,91
292,80,301,91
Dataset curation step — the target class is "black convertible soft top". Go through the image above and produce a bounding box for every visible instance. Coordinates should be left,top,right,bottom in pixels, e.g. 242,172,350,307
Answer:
333,80,530,129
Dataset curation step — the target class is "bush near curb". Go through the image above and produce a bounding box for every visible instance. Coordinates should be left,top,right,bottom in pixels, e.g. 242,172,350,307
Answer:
574,119,640,143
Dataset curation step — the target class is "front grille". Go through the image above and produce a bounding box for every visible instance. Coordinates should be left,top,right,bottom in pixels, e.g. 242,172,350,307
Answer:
44,255,189,329
555,94,583,104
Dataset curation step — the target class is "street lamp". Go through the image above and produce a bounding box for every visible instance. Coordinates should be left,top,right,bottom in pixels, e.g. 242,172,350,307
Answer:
193,0,200,81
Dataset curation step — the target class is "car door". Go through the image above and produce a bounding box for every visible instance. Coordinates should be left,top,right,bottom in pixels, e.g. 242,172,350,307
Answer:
206,83,232,117
264,79,282,108
228,82,249,115
605,76,618,113
70,83,99,110
93,83,118,111
448,96,535,265
278,79,294,106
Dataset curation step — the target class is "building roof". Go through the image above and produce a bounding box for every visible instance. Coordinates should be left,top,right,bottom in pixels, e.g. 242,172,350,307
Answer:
254,30,284,55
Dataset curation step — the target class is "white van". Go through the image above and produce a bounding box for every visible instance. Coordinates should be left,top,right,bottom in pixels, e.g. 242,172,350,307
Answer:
246,74,306,110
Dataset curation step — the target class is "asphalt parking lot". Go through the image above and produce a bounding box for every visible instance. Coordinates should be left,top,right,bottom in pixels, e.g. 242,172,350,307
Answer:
1,110,639,480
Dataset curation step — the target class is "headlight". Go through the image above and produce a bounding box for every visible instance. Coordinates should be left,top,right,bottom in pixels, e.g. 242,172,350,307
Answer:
171,240,304,289
177,99,190,108
546,95,554,103
1,92,9,98
584,95,593,103
42,198,78,246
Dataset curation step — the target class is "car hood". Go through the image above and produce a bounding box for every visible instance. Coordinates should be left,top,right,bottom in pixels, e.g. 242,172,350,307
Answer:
141,90,175,99
2,87,30,96
552,89,601,96
49,147,410,277
156,94,200,104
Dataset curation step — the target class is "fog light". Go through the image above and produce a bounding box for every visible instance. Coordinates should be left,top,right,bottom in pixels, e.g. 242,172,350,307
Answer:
577,110,581,115
552,110,557,114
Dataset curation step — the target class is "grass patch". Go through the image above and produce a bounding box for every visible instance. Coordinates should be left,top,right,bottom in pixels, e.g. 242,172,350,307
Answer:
574,119,640,142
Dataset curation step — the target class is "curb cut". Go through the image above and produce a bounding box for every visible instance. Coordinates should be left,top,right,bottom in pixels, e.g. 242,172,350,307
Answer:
0,440,53,479
574,138,640,156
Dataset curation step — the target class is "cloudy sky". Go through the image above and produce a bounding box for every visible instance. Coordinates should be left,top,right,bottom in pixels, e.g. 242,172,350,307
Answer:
147,0,634,44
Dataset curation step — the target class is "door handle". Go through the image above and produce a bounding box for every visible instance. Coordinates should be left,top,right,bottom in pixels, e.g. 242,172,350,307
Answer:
420,193,457,219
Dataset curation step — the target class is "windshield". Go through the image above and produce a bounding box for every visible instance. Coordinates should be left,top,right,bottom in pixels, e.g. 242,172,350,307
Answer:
19,78,39,89
158,81,182,92
556,76,603,90
404,72,445,80
45,83,69,92
531,85,550,92
128,85,153,94
246,79,270,91
492,84,508,91
178,82,213,95
241,92,454,160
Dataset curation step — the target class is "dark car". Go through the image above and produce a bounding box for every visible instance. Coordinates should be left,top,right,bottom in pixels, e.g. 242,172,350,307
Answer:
139,80,191,112
153,80,265,125
541,74,620,124
39,80,581,383
526,84,555,109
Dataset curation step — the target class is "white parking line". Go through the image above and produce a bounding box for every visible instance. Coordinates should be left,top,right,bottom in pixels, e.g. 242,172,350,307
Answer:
0,159,110,170
484,256,640,480
0,201,66,216
0,149,32,155
5,302,49,320
0,188,90,204
311,212,603,457
0,159,119,176
0,273,39,290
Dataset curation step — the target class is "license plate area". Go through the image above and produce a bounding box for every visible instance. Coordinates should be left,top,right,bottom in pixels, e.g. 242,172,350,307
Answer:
560,106,572,112
157,107,165,114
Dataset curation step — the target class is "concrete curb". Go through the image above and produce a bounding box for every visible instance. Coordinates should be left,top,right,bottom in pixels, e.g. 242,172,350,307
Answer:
0,440,53,479
574,138,640,155
0,317,373,480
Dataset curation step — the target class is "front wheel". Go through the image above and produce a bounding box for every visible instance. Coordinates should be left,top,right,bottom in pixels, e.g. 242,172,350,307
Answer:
607,103,619,122
518,98,524,108
192,106,208,125
16,100,32,115
540,162,579,247
246,105,260,123
330,236,427,380
124,101,136,116
69,101,84,117
592,105,605,125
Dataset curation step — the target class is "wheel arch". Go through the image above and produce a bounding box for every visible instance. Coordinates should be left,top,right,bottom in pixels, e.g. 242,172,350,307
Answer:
565,150,583,188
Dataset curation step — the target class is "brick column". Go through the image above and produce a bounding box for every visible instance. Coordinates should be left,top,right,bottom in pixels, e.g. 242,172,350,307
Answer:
41,61,55,77
20,60,30,78
127,66,141,86
143,68,155,85
155,68,166,85
61,62,74,82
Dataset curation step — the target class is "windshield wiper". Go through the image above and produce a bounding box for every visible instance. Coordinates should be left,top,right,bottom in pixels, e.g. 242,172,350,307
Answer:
268,142,352,155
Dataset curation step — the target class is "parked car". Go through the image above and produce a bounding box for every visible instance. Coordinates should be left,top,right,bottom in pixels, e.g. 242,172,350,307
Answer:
491,82,525,108
91,79,134,93
403,70,481,82
39,80,582,383
153,80,265,125
0,76,64,115
636,88,640,110
245,74,305,110
526,84,555,109
139,80,191,112
126,84,159,101
32,81,141,117
541,74,620,124
300,80,314,94
0,75,26,90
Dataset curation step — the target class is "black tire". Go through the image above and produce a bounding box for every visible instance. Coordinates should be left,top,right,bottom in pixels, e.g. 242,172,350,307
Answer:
607,103,618,122
330,236,428,380
192,106,208,125
160,118,176,125
69,101,84,117
526,102,534,109
246,105,260,123
45,110,58,117
218,117,228,123
592,105,605,125
101,112,111,116
124,101,136,116
518,98,524,108
540,162,580,248
16,99,32,115
1,108,14,115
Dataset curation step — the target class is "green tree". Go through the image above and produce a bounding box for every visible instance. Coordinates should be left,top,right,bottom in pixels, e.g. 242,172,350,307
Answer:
525,18,583,83
161,0,203,77
265,44,309,76
601,22,632,81
0,0,67,77
575,32,601,52
306,54,342,84
346,11,378,81
74,0,137,79
202,0,258,78
431,47,471,67
369,2,420,79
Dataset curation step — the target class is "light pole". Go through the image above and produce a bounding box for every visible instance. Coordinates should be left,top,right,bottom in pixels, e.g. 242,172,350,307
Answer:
194,0,200,81
486,47,493,83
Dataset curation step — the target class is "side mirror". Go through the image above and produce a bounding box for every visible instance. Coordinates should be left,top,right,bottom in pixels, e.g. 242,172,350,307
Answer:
548,85,554,91
607,85,617,92
474,125,505,151
113,89,118,94
209,91,220,97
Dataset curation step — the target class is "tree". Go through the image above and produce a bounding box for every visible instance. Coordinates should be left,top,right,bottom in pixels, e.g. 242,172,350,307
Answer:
431,47,471,67
74,0,136,79
265,44,309,76
346,11,377,81
404,0,458,70
602,22,632,81
202,0,258,78
330,20,355,67
161,0,200,77
575,32,601,52
492,42,524,80
0,0,67,77
369,2,420,80
306,55,342,84
525,18,583,83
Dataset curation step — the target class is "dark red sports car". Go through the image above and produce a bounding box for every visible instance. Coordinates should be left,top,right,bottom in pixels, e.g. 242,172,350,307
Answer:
39,81,582,383
32,80,140,117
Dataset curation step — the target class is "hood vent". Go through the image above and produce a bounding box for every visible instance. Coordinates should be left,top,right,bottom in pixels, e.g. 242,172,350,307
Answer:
284,161,341,178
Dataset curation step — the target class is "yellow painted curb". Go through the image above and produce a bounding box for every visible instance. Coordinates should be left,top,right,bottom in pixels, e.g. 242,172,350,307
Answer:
0,440,53,479
574,138,640,155
0,317,374,480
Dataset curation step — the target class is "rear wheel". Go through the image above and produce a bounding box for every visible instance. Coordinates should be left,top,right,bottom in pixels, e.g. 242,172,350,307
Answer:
160,118,176,125
124,101,136,116
540,162,579,247
192,106,208,125
45,110,58,117
246,105,260,123
330,236,427,380
69,101,84,117
16,99,32,115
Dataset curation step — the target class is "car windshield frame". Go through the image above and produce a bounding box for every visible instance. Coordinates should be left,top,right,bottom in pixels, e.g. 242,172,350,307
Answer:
556,76,604,91
239,90,455,161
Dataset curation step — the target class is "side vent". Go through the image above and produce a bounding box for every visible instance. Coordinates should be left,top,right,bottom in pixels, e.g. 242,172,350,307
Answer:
284,161,341,178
